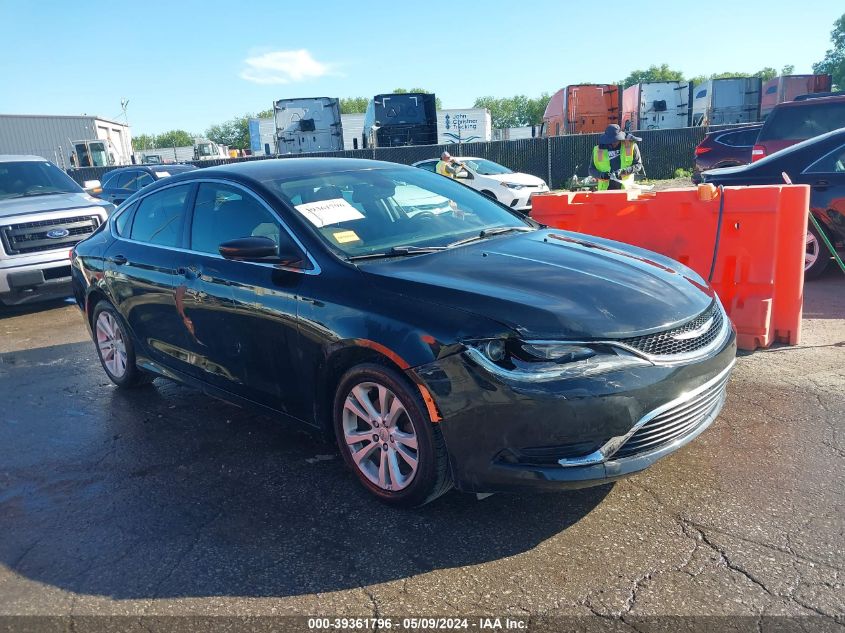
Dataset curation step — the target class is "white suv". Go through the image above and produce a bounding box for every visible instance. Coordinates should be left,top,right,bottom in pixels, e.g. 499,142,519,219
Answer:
413,157,549,213
0,156,114,305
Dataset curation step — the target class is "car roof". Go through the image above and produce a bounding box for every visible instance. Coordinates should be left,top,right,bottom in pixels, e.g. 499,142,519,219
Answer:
0,155,49,163
106,165,196,174
194,157,402,181
771,95,845,110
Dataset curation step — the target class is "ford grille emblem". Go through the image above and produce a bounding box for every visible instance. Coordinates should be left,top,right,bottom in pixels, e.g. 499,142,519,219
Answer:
670,317,714,341
46,228,70,239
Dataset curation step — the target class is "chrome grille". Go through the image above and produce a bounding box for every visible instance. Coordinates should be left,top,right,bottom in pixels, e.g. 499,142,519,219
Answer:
1,215,100,255
619,302,723,357
613,369,731,459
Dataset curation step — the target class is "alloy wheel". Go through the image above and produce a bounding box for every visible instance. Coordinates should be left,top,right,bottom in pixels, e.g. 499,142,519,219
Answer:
341,381,419,491
805,231,819,271
96,311,127,378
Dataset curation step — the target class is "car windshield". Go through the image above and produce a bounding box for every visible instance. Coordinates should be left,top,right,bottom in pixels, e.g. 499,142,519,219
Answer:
268,166,533,257
0,160,83,200
462,159,513,175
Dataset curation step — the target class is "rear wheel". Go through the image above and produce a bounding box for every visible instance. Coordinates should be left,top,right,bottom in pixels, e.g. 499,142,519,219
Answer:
92,301,152,388
805,221,830,280
333,363,451,507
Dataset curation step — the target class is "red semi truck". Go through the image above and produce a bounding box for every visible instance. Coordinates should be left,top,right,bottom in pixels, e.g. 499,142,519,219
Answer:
541,84,621,136
760,74,832,119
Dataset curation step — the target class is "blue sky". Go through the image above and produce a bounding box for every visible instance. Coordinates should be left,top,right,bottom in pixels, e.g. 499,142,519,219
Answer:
0,0,841,135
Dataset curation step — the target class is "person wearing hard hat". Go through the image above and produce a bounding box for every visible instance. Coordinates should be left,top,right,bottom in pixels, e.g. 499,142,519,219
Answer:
436,152,466,179
589,124,643,191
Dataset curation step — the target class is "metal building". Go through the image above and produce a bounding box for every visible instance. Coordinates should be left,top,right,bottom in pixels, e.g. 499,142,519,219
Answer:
0,114,133,167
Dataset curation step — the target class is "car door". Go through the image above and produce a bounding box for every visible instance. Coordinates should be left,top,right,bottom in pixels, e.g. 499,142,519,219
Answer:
173,180,309,418
105,183,194,370
799,142,845,244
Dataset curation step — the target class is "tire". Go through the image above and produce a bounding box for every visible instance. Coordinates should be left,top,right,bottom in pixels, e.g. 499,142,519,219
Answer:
333,363,452,507
92,301,153,388
805,220,830,280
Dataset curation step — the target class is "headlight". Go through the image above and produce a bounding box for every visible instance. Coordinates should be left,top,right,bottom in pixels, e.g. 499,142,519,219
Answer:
500,182,525,190
465,339,651,382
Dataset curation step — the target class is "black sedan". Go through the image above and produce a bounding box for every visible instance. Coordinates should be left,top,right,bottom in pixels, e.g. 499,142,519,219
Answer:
702,128,845,279
71,158,736,506
94,164,197,206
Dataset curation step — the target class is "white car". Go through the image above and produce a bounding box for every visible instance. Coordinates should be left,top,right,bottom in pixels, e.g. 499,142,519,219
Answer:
412,157,549,213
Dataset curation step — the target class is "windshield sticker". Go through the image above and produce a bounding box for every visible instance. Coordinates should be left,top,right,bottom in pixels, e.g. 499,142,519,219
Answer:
332,230,362,244
295,198,364,227
153,171,170,178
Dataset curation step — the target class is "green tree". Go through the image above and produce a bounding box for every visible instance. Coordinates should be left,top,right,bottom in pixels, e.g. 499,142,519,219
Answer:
525,93,551,126
256,108,274,119
155,129,194,148
619,64,685,88
813,13,845,89
754,67,778,81
339,97,369,114
132,134,156,151
473,96,522,128
472,95,550,128
391,88,443,110
206,115,250,150
781,64,795,75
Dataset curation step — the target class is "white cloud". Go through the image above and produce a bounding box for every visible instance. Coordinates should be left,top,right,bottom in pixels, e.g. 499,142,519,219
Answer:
239,49,335,85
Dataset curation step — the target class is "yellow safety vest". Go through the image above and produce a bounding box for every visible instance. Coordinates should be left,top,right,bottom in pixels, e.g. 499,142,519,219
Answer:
593,142,636,191
436,160,455,178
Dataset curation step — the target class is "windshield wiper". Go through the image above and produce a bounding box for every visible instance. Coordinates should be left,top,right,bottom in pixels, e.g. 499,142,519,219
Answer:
447,226,534,248
347,245,448,261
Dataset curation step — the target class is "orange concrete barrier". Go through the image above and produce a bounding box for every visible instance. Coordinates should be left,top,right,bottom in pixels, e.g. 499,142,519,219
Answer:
531,185,810,351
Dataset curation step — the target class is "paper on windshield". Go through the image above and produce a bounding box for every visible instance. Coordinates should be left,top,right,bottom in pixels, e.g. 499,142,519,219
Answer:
154,171,171,178
295,198,364,227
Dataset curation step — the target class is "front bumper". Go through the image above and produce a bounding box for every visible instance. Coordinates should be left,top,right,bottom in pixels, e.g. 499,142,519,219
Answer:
0,257,74,305
498,187,549,212
412,331,736,493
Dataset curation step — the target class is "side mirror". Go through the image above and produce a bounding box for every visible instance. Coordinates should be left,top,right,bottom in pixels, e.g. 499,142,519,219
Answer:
219,235,309,269
83,180,102,195
456,170,471,179
219,236,279,261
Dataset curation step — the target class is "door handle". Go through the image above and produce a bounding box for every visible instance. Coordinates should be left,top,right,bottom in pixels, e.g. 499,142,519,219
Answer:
814,180,829,188
110,254,127,265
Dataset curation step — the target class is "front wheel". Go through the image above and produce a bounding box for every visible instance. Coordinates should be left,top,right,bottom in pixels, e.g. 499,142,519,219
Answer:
333,363,451,507
805,221,830,280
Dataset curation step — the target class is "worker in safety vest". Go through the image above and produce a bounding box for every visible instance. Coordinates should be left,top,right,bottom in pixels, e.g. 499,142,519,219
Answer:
436,152,466,179
589,124,643,191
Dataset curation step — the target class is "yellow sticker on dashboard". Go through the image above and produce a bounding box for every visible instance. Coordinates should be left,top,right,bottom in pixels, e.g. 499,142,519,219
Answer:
333,230,361,244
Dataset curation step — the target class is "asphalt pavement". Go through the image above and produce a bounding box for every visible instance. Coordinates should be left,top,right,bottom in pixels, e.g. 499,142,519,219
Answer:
0,271,842,631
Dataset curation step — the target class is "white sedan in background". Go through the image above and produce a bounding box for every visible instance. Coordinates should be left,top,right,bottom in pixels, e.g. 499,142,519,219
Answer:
413,157,549,213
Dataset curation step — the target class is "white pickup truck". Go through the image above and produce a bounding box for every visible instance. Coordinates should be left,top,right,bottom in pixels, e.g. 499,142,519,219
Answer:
0,155,114,306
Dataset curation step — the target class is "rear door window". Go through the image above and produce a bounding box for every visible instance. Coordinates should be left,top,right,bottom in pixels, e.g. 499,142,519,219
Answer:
760,101,845,141
719,128,760,147
101,171,120,189
130,185,191,247
115,171,136,189
135,172,155,189
113,202,138,236
804,144,845,174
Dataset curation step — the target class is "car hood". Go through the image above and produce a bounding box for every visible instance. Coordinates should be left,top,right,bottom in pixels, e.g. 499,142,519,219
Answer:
360,230,714,340
481,172,547,186
0,192,109,219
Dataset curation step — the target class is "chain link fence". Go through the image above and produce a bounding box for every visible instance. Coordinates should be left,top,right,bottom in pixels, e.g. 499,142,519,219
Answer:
67,125,747,189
